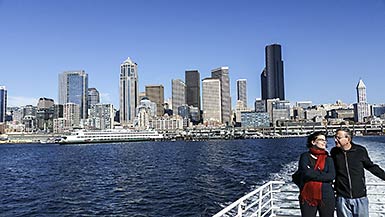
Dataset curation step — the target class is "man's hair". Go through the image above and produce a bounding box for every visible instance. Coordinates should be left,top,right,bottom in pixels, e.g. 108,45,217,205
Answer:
307,131,326,148
335,127,353,141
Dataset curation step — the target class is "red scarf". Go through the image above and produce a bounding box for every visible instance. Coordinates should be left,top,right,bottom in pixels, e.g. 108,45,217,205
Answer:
300,147,327,206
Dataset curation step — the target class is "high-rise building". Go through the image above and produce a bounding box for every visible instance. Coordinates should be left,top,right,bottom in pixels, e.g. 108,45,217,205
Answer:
0,86,7,123
88,88,100,109
88,104,114,130
202,78,221,125
237,79,247,107
172,79,186,113
145,85,164,117
354,79,370,123
185,70,201,110
63,103,80,128
119,57,139,125
211,67,231,125
58,70,88,119
261,44,285,100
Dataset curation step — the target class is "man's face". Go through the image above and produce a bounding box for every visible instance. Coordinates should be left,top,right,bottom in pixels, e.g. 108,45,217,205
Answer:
334,131,350,149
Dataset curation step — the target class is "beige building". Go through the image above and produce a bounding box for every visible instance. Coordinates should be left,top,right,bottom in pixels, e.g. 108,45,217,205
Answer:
202,78,222,126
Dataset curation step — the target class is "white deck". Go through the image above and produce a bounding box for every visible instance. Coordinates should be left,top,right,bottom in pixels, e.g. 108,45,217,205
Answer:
214,181,385,217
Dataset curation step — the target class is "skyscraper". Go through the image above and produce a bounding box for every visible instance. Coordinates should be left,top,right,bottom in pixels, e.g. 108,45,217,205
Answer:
58,70,88,119
211,67,231,125
202,78,221,125
119,57,139,125
354,79,370,123
145,85,164,117
88,87,100,108
185,70,201,110
237,79,247,107
172,79,186,113
0,86,7,123
261,44,285,100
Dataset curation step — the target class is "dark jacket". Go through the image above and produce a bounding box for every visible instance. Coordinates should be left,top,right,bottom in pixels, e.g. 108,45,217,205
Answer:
298,151,335,199
331,143,385,198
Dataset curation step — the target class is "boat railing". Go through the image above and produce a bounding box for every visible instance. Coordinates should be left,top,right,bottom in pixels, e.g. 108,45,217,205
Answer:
213,181,385,217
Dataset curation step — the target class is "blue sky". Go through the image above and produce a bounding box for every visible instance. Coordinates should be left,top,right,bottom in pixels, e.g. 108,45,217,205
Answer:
1,0,385,108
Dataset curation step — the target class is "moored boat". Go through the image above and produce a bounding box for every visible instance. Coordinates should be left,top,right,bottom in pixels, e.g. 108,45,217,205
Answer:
58,129,164,144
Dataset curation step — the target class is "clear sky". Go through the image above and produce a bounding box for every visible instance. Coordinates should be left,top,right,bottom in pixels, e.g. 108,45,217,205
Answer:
1,0,385,108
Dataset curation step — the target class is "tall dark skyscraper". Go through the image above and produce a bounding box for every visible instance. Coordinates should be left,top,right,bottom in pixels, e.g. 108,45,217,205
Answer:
261,44,285,100
185,70,201,110
0,86,7,123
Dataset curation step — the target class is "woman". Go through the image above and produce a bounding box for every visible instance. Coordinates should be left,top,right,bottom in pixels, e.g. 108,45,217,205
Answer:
297,131,335,217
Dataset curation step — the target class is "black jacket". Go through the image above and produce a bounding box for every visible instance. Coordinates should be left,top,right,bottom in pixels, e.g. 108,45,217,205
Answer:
297,151,335,199
331,143,385,198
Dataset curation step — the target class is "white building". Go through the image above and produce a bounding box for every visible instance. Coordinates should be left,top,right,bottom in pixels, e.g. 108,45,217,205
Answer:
119,57,139,125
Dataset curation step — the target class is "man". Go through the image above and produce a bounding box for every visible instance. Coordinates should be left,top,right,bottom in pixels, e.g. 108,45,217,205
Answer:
331,128,385,217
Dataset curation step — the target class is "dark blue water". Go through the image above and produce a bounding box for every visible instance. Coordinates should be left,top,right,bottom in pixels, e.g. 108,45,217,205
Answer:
1,137,383,216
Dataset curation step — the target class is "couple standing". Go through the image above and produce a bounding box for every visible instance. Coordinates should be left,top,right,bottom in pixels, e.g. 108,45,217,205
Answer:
296,128,385,217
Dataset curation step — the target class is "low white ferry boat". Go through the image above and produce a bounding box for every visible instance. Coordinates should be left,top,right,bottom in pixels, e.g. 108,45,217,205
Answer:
58,129,164,144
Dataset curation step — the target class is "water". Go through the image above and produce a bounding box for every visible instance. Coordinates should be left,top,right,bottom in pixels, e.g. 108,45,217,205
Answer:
1,136,384,216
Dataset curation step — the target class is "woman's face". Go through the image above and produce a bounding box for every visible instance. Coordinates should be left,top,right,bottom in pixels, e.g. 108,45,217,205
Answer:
312,135,327,150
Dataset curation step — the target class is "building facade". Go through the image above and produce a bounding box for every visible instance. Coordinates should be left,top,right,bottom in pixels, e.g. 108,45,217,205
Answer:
88,88,100,109
0,86,7,123
354,79,370,123
119,57,139,125
211,67,231,125
145,85,164,117
236,79,247,108
261,44,285,100
202,78,222,125
185,70,201,110
171,79,186,113
59,70,88,119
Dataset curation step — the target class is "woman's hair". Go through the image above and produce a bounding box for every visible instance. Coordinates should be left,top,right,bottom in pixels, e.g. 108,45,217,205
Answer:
306,131,326,148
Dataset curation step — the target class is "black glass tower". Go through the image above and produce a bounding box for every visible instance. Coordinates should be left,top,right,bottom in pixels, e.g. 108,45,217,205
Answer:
185,70,201,110
261,44,285,100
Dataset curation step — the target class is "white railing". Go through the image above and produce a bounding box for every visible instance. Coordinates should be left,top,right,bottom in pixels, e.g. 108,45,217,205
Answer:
213,181,385,217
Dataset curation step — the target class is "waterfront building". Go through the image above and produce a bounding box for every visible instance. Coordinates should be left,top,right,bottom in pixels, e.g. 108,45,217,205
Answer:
63,103,80,129
59,70,88,119
261,44,285,100
136,97,157,129
88,88,100,109
145,85,164,117
372,104,385,117
185,70,201,110
354,79,370,123
235,100,251,125
296,101,312,109
172,79,186,114
211,67,231,125
36,103,55,133
88,104,114,130
53,118,68,134
327,108,354,122
254,99,267,113
53,104,64,119
272,100,290,126
0,86,7,123
237,79,247,108
119,57,139,125
202,78,222,126
149,115,183,130
305,106,327,121
240,112,270,128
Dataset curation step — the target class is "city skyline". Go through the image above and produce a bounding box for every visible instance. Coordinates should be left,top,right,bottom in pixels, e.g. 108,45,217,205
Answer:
1,0,385,107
